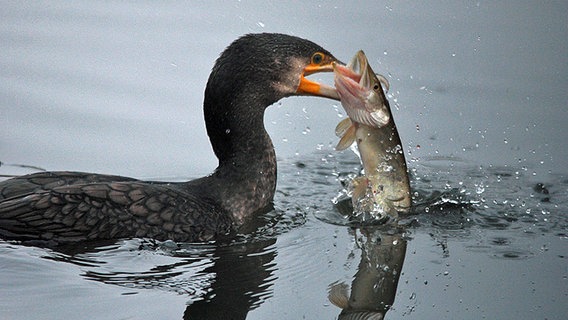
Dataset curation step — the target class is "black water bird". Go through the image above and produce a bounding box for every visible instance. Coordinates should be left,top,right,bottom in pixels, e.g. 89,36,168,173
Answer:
0,33,339,243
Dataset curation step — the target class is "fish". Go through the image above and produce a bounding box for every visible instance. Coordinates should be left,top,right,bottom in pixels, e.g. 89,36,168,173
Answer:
333,50,411,222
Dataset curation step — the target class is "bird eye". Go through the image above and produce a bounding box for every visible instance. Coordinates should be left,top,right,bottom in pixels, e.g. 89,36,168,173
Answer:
373,83,380,90
311,52,324,65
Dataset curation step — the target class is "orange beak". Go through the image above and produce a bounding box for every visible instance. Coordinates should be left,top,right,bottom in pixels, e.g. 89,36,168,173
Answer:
296,61,340,100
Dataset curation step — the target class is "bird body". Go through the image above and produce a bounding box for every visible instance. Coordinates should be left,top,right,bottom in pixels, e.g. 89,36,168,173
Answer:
0,171,230,242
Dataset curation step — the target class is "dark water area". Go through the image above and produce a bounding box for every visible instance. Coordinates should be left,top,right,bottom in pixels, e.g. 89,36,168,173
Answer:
1,2,567,320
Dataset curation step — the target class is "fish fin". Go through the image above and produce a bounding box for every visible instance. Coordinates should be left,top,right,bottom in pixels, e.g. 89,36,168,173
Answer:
335,117,353,138
351,176,369,201
328,282,350,309
335,120,356,151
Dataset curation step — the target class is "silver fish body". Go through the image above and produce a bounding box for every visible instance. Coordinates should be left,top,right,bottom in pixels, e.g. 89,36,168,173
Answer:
333,51,411,222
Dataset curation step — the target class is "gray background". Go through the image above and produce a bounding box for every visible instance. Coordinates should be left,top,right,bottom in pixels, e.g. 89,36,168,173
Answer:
2,1,566,179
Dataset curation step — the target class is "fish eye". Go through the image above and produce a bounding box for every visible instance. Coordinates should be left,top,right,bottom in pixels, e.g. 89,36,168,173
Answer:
311,52,324,64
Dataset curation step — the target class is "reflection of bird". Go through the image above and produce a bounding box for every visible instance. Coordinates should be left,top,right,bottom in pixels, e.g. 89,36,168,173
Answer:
0,33,339,243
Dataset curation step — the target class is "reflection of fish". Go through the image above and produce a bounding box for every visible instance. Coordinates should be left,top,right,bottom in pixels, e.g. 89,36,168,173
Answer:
333,51,411,222
328,230,407,319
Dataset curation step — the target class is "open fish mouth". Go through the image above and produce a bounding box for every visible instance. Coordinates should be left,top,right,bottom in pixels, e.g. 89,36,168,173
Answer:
332,51,390,128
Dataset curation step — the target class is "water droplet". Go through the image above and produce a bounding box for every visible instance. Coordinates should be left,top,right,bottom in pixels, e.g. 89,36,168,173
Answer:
475,184,485,194
225,129,231,134
257,21,265,28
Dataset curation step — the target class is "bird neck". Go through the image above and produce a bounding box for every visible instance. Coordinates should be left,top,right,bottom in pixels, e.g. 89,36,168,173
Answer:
201,89,278,224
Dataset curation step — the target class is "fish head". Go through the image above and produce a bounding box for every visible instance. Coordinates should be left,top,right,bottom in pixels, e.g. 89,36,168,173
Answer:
333,51,391,128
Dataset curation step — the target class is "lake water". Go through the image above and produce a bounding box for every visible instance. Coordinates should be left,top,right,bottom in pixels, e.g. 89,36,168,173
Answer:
1,2,567,319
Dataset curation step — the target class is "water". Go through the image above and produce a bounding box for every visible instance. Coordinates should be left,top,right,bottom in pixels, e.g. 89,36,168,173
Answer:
1,2,567,320
1,155,566,319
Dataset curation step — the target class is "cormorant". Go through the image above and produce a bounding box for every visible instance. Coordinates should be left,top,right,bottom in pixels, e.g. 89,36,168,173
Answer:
0,33,340,243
